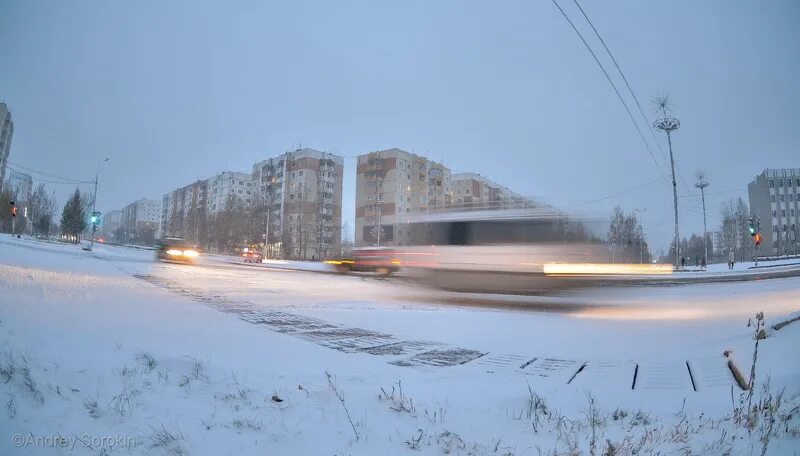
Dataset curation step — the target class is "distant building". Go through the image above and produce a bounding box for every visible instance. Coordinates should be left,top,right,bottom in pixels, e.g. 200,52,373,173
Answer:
449,173,532,209
100,210,123,241
4,169,32,233
4,169,32,205
355,148,451,247
748,168,800,255
710,230,724,255
252,148,344,260
161,179,209,240
0,103,14,194
159,150,343,260
121,199,161,245
206,171,254,215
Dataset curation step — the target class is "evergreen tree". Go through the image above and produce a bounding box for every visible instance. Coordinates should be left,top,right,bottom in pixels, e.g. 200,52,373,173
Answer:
60,188,87,242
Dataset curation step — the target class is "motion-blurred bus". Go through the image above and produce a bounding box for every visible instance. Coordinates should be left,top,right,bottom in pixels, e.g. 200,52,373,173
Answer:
393,207,611,293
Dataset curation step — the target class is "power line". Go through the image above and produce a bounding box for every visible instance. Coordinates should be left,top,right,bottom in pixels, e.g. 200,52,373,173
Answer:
550,0,665,177
7,166,92,186
570,0,669,167
7,160,93,184
569,176,667,208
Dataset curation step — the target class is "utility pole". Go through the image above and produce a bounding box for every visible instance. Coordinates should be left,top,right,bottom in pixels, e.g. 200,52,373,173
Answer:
635,208,647,264
694,173,709,265
87,158,110,251
653,95,681,268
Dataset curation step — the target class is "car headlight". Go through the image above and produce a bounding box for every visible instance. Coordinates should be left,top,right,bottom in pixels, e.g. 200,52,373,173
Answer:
182,249,199,258
166,249,183,256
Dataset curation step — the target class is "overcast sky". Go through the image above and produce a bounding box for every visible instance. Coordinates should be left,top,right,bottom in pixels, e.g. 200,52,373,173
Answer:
1,0,798,252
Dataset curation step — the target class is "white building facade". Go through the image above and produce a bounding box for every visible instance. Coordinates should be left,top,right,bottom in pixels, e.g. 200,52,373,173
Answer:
748,168,800,255
207,171,254,215
121,198,161,244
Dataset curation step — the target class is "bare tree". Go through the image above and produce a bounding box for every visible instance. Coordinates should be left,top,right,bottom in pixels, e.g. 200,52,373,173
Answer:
29,184,57,237
608,206,649,263
719,197,753,262
340,221,354,257
207,195,249,254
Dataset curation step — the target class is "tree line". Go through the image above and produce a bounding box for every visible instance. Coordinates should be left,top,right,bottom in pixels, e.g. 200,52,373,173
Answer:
659,196,761,264
0,183,60,236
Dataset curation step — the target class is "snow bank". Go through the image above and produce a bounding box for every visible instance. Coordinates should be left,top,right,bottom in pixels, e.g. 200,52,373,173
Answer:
1,236,799,455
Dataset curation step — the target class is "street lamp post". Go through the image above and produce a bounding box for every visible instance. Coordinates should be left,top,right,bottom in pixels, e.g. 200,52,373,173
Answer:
87,157,110,251
653,98,681,268
695,175,709,266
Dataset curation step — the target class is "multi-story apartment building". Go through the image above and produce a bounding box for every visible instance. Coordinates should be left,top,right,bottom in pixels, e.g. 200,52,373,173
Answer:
252,148,344,260
100,210,123,241
355,148,451,247
160,171,252,242
159,149,343,259
748,168,800,255
0,103,14,194
450,173,531,209
121,198,161,244
207,171,254,215
161,179,209,240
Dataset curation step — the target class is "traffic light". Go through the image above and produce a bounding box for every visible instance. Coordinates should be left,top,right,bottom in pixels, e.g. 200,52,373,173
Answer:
748,217,756,236
754,233,762,246
90,211,101,233
9,201,16,217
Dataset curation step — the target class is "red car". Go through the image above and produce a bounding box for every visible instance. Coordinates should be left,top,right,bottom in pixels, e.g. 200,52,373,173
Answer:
242,250,263,263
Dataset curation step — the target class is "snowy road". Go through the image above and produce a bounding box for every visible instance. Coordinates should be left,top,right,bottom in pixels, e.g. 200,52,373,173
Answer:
1,236,799,455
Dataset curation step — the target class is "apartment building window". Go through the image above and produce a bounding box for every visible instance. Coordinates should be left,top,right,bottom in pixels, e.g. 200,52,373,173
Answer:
772,210,777,217
782,210,787,217
790,194,795,201
299,171,303,176
780,194,785,202
771,195,777,202
769,180,774,188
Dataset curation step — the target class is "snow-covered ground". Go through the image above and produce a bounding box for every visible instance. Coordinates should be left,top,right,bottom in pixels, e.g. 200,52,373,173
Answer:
1,236,799,455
